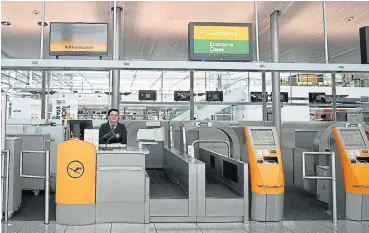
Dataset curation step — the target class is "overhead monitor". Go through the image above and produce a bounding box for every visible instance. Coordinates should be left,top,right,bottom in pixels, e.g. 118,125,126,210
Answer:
359,26,369,64
251,129,276,147
340,129,366,147
188,22,253,62
309,92,326,103
251,92,267,103
206,91,223,102
138,90,157,101
174,91,190,101
49,22,108,57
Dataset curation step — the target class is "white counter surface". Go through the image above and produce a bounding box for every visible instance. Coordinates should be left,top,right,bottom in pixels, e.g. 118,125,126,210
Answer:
97,147,150,154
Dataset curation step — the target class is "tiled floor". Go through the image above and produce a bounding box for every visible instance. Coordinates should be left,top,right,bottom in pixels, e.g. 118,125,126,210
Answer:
2,221,369,233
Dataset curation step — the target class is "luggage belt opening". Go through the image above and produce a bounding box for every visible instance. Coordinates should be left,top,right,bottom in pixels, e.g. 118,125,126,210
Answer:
147,169,188,199
199,148,244,199
205,174,242,199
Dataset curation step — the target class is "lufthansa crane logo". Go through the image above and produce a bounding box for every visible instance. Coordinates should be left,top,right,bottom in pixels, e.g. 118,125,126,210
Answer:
67,160,85,179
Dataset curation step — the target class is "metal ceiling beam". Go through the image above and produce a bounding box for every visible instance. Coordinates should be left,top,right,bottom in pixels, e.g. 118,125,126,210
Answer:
117,101,369,107
149,71,165,88
1,73,28,85
2,59,369,73
169,75,189,89
129,71,137,90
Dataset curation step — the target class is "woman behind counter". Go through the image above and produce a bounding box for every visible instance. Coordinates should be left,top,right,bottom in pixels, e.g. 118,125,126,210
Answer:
99,108,127,145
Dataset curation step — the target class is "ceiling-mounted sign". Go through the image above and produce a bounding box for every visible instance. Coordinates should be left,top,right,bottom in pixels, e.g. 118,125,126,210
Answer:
206,91,223,102
138,90,157,101
174,91,191,101
49,22,108,57
188,22,253,62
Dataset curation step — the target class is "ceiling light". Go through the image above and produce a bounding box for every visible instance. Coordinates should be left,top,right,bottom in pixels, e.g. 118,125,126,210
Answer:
32,10,40,15
345,16,355,22
37,21,48,26
1,21,11,26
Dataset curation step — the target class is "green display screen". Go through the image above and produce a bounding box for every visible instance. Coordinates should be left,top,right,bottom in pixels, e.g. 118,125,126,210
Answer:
188,22,253,61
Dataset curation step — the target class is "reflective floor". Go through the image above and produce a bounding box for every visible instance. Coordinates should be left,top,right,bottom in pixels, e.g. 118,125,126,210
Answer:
2,221,369,233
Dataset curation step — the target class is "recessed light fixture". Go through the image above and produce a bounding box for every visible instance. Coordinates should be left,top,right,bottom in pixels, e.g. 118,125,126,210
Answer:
1,21,11,26
37,21,48,26
32,10,40,15
345,16,355,22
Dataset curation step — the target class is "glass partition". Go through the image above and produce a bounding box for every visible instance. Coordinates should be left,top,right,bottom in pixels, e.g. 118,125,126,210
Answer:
3,70,369,121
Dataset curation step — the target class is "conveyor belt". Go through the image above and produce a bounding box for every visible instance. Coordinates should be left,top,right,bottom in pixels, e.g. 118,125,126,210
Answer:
9,191,56,221
147,169,188,199
205,174,242,199
147,169,175,185
283,186,337,221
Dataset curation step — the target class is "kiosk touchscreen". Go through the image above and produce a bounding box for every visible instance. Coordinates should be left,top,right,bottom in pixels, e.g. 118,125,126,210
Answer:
244,127,284,222
332,125,369,221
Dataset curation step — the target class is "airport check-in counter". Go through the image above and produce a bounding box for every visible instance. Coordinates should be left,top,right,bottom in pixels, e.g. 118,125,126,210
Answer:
197,149,248,223
149,147,202,222
244,126,284,222
175,121,249,222
132,121,203,222
6,133,51,192
56,140,150,225
331,125,369,221
3,137,23,218
126,121,167,169
56,125,204,225
95,148,150,223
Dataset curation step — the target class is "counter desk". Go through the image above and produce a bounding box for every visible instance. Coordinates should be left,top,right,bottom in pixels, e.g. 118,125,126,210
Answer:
56,140,150,225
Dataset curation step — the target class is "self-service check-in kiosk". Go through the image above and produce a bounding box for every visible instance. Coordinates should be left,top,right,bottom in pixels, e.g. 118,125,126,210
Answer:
332,125,369,221
244,126,284,222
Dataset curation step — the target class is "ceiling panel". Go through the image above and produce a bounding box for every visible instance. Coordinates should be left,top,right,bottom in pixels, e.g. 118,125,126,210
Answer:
2,1,368,63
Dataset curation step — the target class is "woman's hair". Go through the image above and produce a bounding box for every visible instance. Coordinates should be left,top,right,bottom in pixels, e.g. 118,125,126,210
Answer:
108,108,119,116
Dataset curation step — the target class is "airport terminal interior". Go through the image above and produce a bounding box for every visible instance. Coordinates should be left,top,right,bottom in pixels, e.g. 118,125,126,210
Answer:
2,0,369,232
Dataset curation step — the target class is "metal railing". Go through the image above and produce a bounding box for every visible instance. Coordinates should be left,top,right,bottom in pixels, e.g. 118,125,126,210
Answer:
20,150,50,224
1,150,10,224
302,151,337,224
191,140,231,158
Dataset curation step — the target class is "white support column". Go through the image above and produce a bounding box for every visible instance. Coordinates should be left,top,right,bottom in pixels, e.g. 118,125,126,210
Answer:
262,72,267,121
190,71,195,120
161,71,164,102
270,10,281,136
1,92,7,149
41,71,47,119
111,5,123,110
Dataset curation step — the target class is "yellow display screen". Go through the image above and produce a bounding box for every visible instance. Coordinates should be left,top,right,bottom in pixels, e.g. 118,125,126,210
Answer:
49,23,108,56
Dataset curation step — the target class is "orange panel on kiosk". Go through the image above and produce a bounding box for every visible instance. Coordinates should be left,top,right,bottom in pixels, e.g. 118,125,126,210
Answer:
332,126,369,195
244,127,284,195
56,140,96,204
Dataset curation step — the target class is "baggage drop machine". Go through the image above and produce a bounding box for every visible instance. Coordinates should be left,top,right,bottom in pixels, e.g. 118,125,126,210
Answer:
244,126,284,222
126,121,204,223
125,120,167,169
179,121,249,223
331,124,369,221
